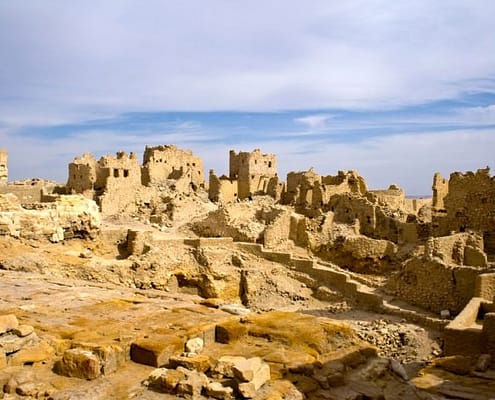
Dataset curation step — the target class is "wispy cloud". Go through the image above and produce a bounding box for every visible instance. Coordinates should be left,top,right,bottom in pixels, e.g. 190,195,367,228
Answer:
295,114,334,130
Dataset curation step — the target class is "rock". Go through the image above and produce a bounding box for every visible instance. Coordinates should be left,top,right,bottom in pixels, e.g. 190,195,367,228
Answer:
233,357,263,382
347,379,385,400
327,372,346,387
233,358,271,398
475,354,492,372
169,354,211,372
176,368,209,397
54,348,101,380
0,314,19,334
0,332,39,354
0,350,6,368
213,356,246,378
79,249,93,259
12,324,34,338
434,356,473,375
8,340,54,366
147,367,185,393
215,320,248,344
440,309,451,319
219,304,251,316
205,381,234,400
237,363,271,398
185,337,204,354
389,359,408,380
130,336,183,367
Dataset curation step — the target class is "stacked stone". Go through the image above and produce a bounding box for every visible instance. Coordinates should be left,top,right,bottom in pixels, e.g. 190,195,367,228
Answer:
145,337,271,399
0,314,38,368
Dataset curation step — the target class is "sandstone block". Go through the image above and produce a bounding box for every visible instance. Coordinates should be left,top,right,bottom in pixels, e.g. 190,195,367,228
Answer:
0,332,39,354
215,320,248,344
54,348,101,380
130,336,183,367
0,314,19,334
8,340,54,366
213,356,246,378
176,369,209,397
205,381,234,400
75,342,125,375
169,354,211,372
233,357,263,382
185,337,204,354
148,367,185,393
12,325,34,338
219,304,251,316
237,363,271,398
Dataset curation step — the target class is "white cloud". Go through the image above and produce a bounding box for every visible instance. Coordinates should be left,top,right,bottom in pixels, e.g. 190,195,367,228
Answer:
295,114,334,130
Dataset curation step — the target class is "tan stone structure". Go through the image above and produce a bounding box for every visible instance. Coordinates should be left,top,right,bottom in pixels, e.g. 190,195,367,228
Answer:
432,168,495,257
67,145,204,216
142,145,204,189
209,149,282,202
0,149,7,184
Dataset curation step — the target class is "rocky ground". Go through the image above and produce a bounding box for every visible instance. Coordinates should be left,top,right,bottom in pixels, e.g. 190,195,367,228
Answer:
0,207,494,398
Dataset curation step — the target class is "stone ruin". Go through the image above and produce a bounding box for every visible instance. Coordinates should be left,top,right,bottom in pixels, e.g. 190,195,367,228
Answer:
0,149,7,185
0,144,495,398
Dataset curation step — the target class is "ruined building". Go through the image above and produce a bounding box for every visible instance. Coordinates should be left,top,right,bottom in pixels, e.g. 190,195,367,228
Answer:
142,145,204,190
432,167,495,257
209,149,284,202
0,149,7,184
67,145,205,216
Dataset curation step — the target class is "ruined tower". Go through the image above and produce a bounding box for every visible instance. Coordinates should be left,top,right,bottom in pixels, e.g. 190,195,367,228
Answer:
0,149,8,184
229,149,277,199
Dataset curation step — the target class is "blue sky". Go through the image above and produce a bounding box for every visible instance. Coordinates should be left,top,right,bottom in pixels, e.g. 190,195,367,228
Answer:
1,1,494,195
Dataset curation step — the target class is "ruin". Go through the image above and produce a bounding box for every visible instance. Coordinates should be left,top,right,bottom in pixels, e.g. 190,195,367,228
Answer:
0,149,7,184
0,145,494,399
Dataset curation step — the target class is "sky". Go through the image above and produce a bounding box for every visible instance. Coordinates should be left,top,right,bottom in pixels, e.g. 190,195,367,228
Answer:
1,1,494,196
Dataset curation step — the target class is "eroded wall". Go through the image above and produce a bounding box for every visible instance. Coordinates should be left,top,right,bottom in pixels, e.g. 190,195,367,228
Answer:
0,149,7,184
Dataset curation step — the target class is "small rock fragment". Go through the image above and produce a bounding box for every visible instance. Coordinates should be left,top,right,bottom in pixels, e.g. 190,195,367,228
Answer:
185,337,204,354
0,314,19,335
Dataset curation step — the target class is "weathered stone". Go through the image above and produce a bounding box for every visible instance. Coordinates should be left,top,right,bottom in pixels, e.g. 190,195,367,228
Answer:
327,372,346,387
237,362,271,398
12,324,34,338
176,368,209,397
75,342,125,375
185,337,204,354
148,367,185,393
0,350,6,368
213,356,246,378
169,354,211,372
205,381,234,400
0,332,39,354
0,314,19,334
475,354,492,372
233,357,263,382
215,320,248,344
440,309,451,319
220,304,251,316
130,336,183,367
389,359,408,380
54,348,101,380
8,340,54,366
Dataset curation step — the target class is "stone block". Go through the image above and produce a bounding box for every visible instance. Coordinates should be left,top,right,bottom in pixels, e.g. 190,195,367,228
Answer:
148,367,185,393
0,332,39,354
176,369,209,397
54,348,101,380
12,325,34,338
213,356,246,378
215,320,248,344
237,363,271,398
169,354,211,372
233,357,263,382
205,381,234,400
130,336,183,367
0,314,19,334
75,342,125,375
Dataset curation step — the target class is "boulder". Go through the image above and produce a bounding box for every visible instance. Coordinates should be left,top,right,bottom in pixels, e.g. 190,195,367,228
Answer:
54,348,101,380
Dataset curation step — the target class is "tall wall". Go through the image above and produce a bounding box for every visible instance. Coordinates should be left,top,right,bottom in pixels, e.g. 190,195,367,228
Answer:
142,145,204,189
208,170,238,203
432,168,495,245
432,172,448,211
0,149,8,184
229,149,277,199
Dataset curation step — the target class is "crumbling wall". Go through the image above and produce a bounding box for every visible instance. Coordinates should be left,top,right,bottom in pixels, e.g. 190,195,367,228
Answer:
67,152,98,197
432,172,448,212
432,168,495,241
390,256,482,314
0,179,62,204
0,194,100,241
142,145,204,189
0,149,7,184
425,233,487,268
283,169,367,216
367,184,405,211
229,149,277,199
208,171,238,203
